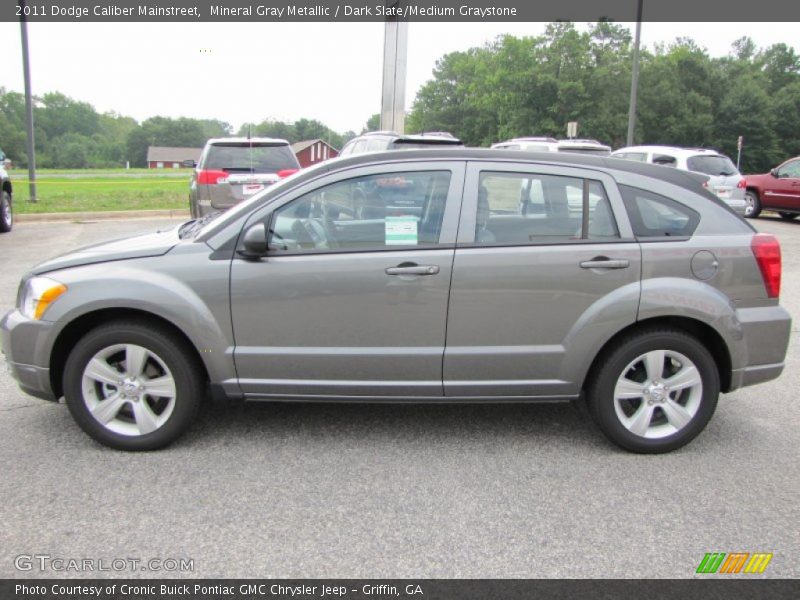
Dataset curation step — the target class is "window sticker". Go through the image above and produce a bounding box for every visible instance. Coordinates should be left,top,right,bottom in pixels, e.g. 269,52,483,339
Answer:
385,216,418,246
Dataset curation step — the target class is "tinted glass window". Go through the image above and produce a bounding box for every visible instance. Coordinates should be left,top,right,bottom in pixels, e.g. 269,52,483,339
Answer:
365,138,389,152
269,171,452,253
686,155,738,176
620,185,700,238
204,144,298,172
475,172,618,244
339,140,357,156
652,154,677,167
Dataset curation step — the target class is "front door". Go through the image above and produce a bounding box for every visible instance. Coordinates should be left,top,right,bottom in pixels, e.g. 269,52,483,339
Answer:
230,162,465,399
444,162,641,398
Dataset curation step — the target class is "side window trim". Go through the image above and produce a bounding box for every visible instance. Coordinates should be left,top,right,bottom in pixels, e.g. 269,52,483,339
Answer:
457,161,631,246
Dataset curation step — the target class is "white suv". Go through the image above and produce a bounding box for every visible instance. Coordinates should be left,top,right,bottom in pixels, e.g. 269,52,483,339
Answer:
611,145,747,215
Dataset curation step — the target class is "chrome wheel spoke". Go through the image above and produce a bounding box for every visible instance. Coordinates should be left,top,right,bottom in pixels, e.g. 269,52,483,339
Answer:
143,375,176,399
125,344,149,377
85,358,122,386
664,364,701,392
643,350,666,382
132,400,159,435
662,399,693,430
615,377,644,399
90,393,127,424
627,403,656,437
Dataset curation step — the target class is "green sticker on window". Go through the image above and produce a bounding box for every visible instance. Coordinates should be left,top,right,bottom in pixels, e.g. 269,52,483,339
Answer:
385,216,419,246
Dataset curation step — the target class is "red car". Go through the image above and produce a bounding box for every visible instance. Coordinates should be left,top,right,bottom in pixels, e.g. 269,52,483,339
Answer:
744,157,800,219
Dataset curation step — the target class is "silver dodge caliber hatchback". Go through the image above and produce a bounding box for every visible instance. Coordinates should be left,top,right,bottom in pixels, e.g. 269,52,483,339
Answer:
1,150,791,453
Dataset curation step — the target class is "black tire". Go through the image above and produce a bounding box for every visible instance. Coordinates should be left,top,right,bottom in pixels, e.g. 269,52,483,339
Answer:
586,328,720,454
778,212,798,221
63,320,204,451
0,190,12,233
744,191,761,219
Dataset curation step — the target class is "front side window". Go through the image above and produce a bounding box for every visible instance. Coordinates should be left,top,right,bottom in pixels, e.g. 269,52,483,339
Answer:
474,172,619,244
269,171,452,253
777,159,800,178
620,185,700,239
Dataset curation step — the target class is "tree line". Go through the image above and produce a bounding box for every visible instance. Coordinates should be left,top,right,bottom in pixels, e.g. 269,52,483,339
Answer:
407,22,800,173
1,22,799,173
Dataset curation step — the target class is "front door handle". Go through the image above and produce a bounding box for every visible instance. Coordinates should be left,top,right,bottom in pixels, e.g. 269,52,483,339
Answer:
385,264,440,276
580,258,630,270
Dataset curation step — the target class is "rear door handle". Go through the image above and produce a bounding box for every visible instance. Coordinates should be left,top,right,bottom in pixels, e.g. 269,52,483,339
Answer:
385,264,440,276
580,258,630,270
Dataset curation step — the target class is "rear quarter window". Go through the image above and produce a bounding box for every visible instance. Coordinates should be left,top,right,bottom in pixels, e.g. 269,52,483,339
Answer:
620,185,700,239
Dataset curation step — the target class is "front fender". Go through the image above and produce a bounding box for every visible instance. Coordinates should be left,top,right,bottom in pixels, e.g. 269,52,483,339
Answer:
40,258,236,385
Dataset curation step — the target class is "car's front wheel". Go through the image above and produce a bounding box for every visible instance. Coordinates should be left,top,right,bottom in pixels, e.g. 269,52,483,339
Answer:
63,320,204,450
744,191,761,218
0,190,12,233
586,328,719,453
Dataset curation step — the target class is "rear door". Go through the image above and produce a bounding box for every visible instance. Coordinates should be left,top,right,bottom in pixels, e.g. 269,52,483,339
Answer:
443,161,641,398
230,161,465,399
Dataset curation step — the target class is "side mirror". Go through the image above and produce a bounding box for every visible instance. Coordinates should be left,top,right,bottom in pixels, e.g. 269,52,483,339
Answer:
183,159,197,168
238,223,268,258
771,169,780,178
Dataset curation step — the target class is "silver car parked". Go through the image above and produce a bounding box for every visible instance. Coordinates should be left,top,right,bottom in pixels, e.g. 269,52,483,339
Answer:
1,150,790,453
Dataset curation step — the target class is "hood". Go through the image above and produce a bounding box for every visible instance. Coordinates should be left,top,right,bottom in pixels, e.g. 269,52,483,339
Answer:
30,224,182,275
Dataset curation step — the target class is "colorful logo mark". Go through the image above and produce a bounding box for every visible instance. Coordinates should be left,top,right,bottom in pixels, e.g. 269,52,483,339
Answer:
696,552,773,574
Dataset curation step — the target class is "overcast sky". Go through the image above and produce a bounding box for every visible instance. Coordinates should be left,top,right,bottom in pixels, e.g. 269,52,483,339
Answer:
0,22,797,133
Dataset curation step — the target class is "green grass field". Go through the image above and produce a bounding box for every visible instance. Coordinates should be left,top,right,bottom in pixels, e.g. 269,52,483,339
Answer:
8,168,192,214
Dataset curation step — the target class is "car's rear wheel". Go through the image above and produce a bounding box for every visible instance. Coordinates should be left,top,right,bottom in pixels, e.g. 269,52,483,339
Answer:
744,191,761,218
778,212,798,221
586,328,719,453
63,320,204,450
0,190,12,233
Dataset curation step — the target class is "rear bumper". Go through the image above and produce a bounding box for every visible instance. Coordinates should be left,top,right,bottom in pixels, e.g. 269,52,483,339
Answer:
728,304,792,391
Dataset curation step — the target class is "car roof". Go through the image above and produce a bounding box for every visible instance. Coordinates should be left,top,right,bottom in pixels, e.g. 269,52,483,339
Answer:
613,145,726,158
206,137,290,145
279,148,712,193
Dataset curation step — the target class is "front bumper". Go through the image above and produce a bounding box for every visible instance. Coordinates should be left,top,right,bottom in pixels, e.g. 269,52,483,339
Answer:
1,309,58,401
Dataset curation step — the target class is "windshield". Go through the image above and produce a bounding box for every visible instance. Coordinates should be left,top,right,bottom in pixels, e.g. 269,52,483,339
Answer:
391,139,464,150
686,155,738,176
203,143,299,173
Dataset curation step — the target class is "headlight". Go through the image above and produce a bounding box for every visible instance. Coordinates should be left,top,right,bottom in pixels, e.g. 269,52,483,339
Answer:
20,277,67,320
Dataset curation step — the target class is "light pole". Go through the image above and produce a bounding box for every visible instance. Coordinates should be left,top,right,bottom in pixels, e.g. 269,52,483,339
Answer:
626,0,644,147
19,0,37,202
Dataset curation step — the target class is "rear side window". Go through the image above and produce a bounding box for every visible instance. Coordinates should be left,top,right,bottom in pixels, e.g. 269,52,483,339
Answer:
474,172,619,244
203,144,298,172
686,155,738,176
652,154,677,167
620,185,700,239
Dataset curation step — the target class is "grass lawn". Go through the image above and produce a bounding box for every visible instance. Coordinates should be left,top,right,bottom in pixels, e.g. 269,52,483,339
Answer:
8,168,192,214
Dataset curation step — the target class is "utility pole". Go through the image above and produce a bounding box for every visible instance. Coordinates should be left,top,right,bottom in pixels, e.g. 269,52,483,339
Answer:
380,2,408,134
19,0,37,202
626,0,644,147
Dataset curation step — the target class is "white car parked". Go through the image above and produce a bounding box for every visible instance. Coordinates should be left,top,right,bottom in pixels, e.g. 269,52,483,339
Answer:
611,145,747,215
492,137,612,156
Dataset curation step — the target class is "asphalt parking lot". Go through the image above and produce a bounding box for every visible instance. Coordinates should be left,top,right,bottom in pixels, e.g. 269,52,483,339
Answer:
0,215,798,579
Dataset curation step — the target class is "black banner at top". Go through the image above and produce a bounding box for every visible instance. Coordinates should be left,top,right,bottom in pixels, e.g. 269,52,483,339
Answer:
3,0,800,23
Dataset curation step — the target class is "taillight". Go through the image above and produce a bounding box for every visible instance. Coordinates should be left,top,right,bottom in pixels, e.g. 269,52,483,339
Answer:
737,178,747,189
197,169,228,185
751,234,781,298
277,168,299,178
